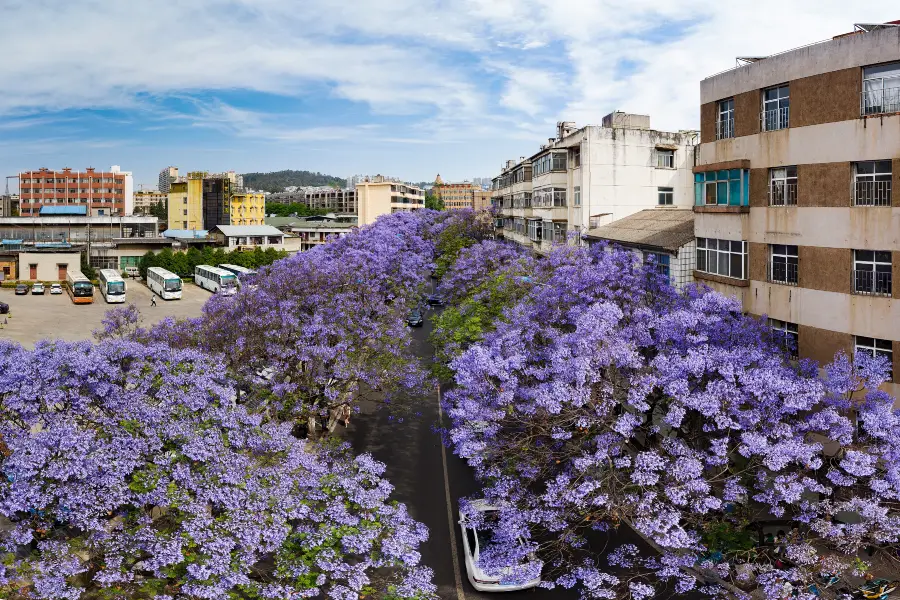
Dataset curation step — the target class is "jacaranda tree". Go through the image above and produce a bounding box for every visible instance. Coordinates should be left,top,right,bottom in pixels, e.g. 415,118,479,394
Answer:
442,241,900,599
0,339,435,599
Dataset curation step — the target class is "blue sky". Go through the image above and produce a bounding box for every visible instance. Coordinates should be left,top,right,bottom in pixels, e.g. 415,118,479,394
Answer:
0,1,896,189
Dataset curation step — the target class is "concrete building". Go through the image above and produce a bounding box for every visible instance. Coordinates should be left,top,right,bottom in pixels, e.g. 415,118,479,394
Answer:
168,176,203,231
230,190,265,225
584,208,696,289
695,21,900,381
17,166,134,217
433,176,482,210
159,166,179,194
212,225,285,250
0,194,19,217
266,215,356,252
134,190,167,214
267,188,358,214
473,190,492,211
168,172,263,230
356,176,425,225
493,115,698,252
17,250,82,281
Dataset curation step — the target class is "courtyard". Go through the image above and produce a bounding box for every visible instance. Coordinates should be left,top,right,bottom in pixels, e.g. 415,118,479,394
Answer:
0,282,209,348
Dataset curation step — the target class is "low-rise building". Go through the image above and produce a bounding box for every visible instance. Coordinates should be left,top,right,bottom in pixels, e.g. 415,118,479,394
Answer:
212,225,285,250
17,250,82,281
584,208,696,289
266,215,356,252
356,176,424,225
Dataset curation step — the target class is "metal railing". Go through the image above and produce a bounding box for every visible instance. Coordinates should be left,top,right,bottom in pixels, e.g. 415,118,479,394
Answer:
852,270,892,297
716,118,734,140
861,88,900,116
853,180,892,206
768,182,797,206
761,107,790,131
769,261,798,285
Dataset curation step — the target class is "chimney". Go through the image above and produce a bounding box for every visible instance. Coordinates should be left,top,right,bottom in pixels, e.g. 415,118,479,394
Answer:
519,156,525,162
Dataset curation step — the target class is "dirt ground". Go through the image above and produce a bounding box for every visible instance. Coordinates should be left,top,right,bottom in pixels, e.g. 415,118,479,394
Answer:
0,281,209,348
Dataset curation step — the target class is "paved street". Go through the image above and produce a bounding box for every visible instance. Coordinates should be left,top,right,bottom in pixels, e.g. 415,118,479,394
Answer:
0,282,208,348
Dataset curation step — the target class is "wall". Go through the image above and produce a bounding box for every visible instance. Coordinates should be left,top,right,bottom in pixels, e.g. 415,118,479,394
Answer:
356,183,392,225
17,252,80,281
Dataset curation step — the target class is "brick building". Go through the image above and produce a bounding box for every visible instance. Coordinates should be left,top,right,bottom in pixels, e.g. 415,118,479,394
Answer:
17,166,134,217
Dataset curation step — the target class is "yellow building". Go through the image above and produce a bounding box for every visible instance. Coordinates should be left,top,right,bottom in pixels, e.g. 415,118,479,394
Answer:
230,191,265,225
356,176,424,226
167,173,203,231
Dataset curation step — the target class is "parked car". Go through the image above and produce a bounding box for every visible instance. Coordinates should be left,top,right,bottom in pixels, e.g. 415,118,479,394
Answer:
407,309,424,327
425,294,445,307
31,282,45,295
14,283,28,295
0,301,8,314
459,500,541,592
49,283,63,295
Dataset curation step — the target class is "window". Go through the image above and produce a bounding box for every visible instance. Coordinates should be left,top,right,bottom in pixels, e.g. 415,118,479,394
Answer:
717,98,735,139
762,85,790,131
694,169,749,206
656,149,675,169
769,244,798,285
574,186,581,207
658,187,674,205
183,209,188,216
552,222,567,243
769,166,797,206
183,197,188,205
769,319,799,358
853,161,892,206
862,61,900,116
696,238,748,280
183,221,188,228
853,250,892,297
527,219,542,242
571,147,581,168
644,252,671,281
855,336,893,380
532,152,567,177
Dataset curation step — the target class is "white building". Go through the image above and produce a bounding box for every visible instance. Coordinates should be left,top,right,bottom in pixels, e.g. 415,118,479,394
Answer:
158,166,179,194
212,225,285,250
110,165,134,216
493,113,698,253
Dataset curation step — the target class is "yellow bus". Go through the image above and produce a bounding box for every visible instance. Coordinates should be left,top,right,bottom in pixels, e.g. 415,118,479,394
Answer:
65,270,94,304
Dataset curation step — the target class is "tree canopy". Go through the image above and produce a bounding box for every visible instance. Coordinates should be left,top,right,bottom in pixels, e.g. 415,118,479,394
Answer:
242,170,345,193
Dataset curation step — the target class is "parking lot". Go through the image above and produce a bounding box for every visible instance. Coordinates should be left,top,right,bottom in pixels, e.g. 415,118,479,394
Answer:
0,282,209,348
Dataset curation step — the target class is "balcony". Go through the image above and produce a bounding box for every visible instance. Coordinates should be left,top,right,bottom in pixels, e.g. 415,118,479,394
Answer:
768,262,798,286
760,107,789,132
768,182,797,206
861,88,900,116
852,270,892,297
853,180,892,206
715,118,734,140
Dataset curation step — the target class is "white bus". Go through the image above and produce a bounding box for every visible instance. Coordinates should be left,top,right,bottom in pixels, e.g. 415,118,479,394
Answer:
146,267,183,300
194,265,237,295
98,269,126,303
218,264,258,289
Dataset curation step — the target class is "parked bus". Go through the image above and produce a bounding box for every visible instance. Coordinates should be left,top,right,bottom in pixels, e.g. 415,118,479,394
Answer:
98,268,126,303
218,264,258,289
65,271,94,305
194,265,237,295
146,267,183,300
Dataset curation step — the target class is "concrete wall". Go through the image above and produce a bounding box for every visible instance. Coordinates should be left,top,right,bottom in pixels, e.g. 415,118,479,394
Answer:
18,252,80,281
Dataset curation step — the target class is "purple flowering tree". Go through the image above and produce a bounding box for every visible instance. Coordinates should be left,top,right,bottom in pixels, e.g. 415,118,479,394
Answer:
0,339,435,599
442,242,900,599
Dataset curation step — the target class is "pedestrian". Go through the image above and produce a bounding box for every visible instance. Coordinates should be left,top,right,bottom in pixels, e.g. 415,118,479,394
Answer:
150,295,157,307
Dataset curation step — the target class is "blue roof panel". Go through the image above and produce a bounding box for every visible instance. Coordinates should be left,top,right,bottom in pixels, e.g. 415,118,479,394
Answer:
39,205,88,216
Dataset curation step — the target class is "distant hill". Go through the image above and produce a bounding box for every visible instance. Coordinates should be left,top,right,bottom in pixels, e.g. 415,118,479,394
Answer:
242,170,346,192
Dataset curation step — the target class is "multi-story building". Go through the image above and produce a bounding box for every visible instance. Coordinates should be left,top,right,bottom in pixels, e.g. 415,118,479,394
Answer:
167,172,265,230
17,166,134,217
268,187,358,214
433,176,482,210
473,190,491,211
133,190,167,214
159,166,179,194
356,176,425,225
694,21,900,385
493,114,698,252
0,194,19,217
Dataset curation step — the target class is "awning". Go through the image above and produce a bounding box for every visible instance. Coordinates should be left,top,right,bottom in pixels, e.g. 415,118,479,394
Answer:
1,240,23,245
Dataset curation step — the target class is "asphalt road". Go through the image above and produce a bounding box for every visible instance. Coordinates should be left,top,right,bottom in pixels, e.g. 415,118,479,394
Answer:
347,306,705,600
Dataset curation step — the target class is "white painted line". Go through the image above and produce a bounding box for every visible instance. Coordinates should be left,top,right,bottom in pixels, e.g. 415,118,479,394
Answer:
438,384,467,600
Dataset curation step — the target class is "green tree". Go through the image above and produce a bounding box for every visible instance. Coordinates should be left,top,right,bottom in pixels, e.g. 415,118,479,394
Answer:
265,202,330,217
80,253,96,281
149,200,168,225
242,170,346,193
424,191,443,211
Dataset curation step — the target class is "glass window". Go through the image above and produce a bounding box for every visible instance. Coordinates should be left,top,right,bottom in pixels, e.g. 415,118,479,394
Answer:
853,249,892,296
769,319,799,358
762,85,790,130
717,98,735,139
645,252,671,281
656,149,675,169
770,244,798,285
855,336,893,380
574,186,581,207
658,187,674,205
769,166,798,206
696,238,748,280
853,161,892,206
695,169,748,206
862,61,900,115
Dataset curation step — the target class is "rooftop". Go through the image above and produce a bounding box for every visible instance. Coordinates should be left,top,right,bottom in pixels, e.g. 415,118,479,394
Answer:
214,225,285,237
584,209,695,253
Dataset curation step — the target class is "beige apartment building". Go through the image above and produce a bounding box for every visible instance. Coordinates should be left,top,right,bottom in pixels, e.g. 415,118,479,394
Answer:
356,176,424,225
134,190,167,214
694,21,900,382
